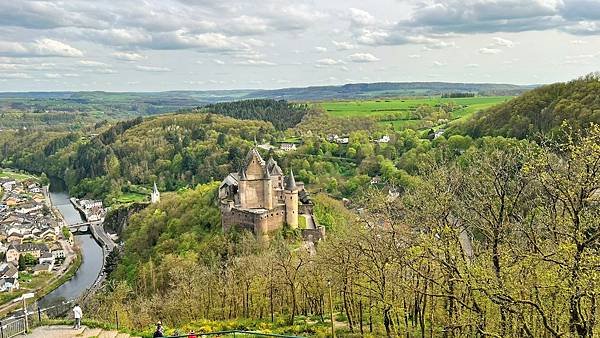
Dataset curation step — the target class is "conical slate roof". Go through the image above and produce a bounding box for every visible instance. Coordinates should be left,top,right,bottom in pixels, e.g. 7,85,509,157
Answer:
153,181,159,193
267,157,284,176
286,169,297,191
238,166,247,180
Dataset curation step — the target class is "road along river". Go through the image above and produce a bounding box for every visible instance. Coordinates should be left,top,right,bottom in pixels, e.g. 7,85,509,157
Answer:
38,189,104,307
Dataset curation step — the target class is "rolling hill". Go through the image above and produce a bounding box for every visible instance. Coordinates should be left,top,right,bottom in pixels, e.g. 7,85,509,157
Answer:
0,81,532,116
449,74,600,139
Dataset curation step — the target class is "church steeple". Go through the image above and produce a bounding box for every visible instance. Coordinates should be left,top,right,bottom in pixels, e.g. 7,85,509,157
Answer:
151,181,160,204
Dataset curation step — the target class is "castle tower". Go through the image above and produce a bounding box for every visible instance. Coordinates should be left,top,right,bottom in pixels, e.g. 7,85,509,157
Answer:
151,182,160,204
284,169,299,229
238,167,248,208
263,166,273,209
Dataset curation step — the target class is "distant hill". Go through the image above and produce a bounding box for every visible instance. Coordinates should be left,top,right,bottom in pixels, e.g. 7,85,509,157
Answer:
245,82,532,101
449,74,600,139
0,82,532,117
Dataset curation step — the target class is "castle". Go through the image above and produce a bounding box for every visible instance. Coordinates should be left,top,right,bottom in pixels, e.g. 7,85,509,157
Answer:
219,149,307,235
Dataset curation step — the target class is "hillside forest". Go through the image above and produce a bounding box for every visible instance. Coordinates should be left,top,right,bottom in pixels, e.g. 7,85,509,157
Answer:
0,75,599,337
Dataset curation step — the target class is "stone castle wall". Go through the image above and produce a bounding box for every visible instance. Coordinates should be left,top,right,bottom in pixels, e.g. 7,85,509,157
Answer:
221,203,286,235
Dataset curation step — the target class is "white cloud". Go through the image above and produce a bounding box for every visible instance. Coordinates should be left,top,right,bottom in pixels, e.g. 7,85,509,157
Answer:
347,53,379,62
213,59,225,65
135,65,171,72
492,37,515,48
315,46,327,52
433,61,446,67
234,59,276,66
564,53,599,65
79,60,107,67
408,54,421,59
465,63,480,68
316,58,345,66
0,72,30,79
0,39,83,57
332,40,356,50
479,47,502,54
570,39,588,44
349,8,375,27
112,51,145,61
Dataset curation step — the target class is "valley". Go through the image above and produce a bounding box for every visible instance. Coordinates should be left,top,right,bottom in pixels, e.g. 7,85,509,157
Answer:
0,75,598,337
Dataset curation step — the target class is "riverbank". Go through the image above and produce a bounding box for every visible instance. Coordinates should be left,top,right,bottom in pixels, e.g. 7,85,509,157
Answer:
0,172,104,315
0,249,83,316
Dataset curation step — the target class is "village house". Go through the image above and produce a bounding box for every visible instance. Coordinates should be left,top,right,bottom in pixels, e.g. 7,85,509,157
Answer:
6,232,23,244
0,176,61,293
50,243,65,260
32,263,52,275
0,262,19,279
5,243,49,263
39,251,55,266
279,143,297,152
376,135,390,143
0,277,19,292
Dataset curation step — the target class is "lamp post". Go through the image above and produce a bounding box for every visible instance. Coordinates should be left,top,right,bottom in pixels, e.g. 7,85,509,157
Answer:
327,279,335,338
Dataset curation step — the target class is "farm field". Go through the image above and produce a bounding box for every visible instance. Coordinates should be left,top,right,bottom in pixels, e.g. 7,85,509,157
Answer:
321,96,512,130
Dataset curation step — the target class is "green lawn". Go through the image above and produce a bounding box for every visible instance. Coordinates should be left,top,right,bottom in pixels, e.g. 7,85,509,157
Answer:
298,215,307,229
0,169,38,181
115,192,147,204
321,96,511,121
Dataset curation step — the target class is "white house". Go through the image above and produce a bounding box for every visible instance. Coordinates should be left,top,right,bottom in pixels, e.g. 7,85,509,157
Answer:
376,135,390,143
0,278,19,292
33,263,52,275
52,247,65,259
2,181,17,191
39,251,55,266
279,143,297,152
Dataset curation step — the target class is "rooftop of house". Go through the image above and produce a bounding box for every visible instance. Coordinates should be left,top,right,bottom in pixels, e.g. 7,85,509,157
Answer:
7,242,49,252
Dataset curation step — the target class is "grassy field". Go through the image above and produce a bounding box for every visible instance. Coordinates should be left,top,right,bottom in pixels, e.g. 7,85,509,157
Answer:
115,192,147,204
0,168,38,181
321,96,511,130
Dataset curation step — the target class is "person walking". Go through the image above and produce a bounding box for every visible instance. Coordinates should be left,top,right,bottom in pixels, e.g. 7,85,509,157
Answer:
188,330,197,338
72,304,82,329
153,321,164,337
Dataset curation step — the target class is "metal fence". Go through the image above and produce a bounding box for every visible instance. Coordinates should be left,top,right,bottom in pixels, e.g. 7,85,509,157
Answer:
0,299,74,338
165,331,304,338
0,318,26,338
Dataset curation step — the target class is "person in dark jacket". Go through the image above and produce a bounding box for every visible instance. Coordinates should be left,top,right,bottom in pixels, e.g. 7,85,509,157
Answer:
153,321,164,337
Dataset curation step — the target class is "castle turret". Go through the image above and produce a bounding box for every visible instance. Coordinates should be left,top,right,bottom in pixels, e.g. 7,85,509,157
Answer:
284,169,299,229
238,167,248,208
151,181,160,204
263,166,273,209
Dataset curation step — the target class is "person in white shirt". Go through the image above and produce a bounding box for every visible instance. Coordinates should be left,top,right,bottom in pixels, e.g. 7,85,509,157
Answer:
72,304,82,329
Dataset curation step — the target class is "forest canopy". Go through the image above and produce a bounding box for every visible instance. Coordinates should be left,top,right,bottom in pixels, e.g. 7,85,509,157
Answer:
451,73,600,139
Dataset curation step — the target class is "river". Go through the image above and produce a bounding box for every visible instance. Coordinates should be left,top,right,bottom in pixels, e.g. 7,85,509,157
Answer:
38,185,104,307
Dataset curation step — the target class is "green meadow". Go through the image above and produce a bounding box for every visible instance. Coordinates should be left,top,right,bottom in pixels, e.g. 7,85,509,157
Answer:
321,96,511,130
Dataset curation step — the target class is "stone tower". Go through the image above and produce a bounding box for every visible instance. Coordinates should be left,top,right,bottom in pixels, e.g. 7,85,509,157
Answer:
263,166,273,209
284,169,299,228
151,181,160,204
238,167,248,207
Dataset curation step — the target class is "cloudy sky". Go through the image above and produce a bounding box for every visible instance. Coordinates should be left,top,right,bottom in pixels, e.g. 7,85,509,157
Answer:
1,0,600,91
